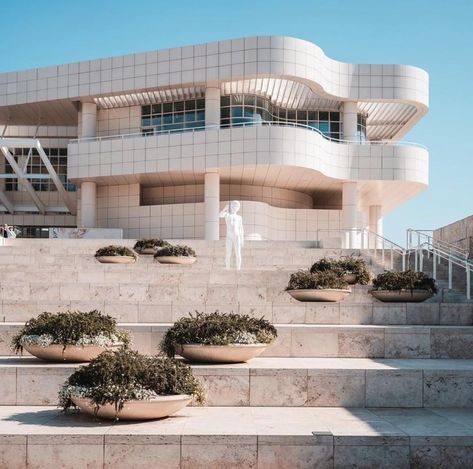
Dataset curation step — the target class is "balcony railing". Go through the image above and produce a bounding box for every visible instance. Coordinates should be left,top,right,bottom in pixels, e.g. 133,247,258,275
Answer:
69,121,427,149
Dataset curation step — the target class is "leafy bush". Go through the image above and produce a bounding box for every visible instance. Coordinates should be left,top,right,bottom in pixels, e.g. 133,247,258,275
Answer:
338,256,370,285
12,310,130,354
59,349,205,416
154,244,196,258
372,270,438,294
161,311,277,357
310,256,370,285
133,238,170,251
95,245,137,258
286,270,349,291
309,258,341,273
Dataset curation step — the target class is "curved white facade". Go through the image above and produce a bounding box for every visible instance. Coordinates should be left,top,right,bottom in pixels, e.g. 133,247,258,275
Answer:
0,36,429,244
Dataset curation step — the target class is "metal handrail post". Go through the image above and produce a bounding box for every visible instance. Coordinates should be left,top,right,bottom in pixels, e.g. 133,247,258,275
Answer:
467,265,471,300
448,259,453,290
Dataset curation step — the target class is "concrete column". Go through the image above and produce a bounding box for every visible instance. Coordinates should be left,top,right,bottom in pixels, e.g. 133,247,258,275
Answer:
369,205,383,248
205,86,220,128
343,101,358,142
80,181,97,228
342,182,359,248
204,172,220,240
81,102,97,138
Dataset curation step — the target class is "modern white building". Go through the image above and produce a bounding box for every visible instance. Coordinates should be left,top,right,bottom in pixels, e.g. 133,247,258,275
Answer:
0,36,429,246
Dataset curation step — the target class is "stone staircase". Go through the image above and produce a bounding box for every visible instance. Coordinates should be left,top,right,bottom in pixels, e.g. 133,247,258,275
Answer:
1,239,473,468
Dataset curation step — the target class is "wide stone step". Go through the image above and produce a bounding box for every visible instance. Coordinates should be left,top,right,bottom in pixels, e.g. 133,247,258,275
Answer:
2,323,473,359
1,405,473,468
3,357,473,408
2,299,471,325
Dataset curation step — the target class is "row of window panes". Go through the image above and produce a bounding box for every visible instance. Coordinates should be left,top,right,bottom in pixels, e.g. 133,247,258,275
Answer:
220,94,343,140
141,99,206,135
5,148,75,192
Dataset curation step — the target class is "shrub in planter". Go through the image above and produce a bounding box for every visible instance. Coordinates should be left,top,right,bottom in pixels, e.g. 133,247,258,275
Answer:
95,245,137,264
338,256,371,285
286,269,350,302
154,244,196,264
309,258,342,274
12,310,130,362
310,256,370,285
371,270,438,302
133,238,170,254
161,311,277,363
59,348,204,420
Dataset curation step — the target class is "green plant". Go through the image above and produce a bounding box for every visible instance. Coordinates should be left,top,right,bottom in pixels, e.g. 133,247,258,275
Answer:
95,245,137,258
161,311,277,357
338,256,370,285
154,244,196,258
133,238,170,251
286,269,349,291
372,270,438,294
12,310,130,354
310,256,370,285
309,258,341,273
59,349,205,416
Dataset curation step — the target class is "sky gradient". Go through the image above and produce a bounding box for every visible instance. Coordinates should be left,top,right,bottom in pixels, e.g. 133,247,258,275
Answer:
1,0,471,245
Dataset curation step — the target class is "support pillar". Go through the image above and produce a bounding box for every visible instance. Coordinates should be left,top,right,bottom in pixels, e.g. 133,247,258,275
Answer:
204,172,220,240
80,181,97,228
81,102,97,138
343,101,358,142
369,205,383,248
205,86,220,128
342,182,359,248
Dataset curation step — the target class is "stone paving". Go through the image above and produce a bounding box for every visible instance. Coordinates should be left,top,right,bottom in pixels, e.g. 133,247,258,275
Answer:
1,406,473,468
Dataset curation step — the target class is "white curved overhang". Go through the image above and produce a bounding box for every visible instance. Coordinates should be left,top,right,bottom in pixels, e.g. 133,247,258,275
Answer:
0,36,428,141
67,125,428,213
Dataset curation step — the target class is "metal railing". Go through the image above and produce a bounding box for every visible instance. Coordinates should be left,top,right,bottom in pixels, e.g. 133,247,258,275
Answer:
69,121,428,149
315,228,406,270
407,228,473,299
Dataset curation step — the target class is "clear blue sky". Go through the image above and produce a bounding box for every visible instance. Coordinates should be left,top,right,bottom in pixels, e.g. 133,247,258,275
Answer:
1,0,472,245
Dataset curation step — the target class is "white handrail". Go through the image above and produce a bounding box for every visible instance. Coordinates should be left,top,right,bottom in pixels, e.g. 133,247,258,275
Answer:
315,228,407,270
69,121,428,149
407,228,469,259
407,228,472,299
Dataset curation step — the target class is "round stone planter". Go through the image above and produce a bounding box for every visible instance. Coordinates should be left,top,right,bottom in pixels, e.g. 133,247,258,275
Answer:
177,343,268,363
287,288,351,302
136,247,158,255
71,394,192,420
96,256,136,264
23,343,123,362
370,289,433,303
155,256,196,265
343,273,357,285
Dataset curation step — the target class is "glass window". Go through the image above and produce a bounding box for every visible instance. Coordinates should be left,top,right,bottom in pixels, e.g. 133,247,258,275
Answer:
174,101,184,112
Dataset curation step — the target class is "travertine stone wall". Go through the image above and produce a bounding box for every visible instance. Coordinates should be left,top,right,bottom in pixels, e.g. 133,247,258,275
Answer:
142,183,313,209
97,183,339,240
434,215,473,256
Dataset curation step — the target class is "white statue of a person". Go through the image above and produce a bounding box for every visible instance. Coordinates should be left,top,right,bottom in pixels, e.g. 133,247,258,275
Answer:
219,200,244,270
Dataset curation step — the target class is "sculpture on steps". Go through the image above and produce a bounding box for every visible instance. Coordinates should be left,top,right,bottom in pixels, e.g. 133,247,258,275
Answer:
220,200,244,270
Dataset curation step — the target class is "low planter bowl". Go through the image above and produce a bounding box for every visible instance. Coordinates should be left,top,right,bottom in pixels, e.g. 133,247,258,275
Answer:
370,289,433,303
71,394,192,420
156,256,196,265
24,344,122,362
137,247,158,255
287,288,351,302
96,256,136,264
177,343,268,363
343,273,357,285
